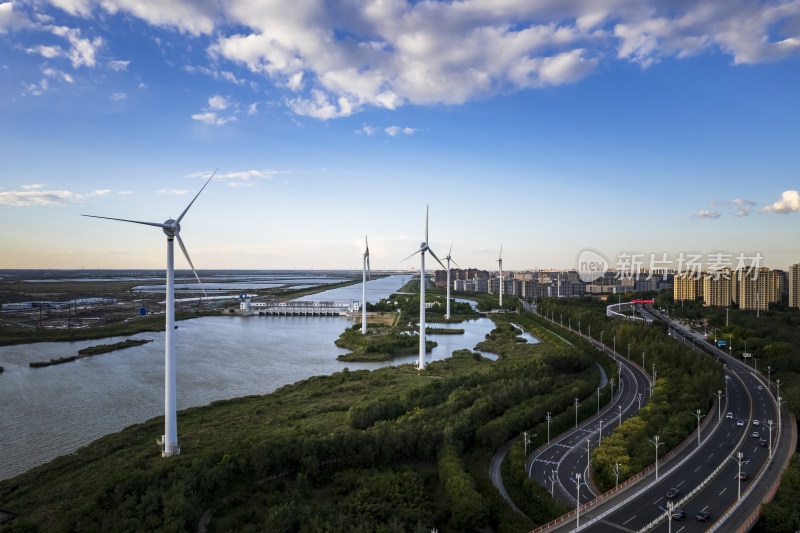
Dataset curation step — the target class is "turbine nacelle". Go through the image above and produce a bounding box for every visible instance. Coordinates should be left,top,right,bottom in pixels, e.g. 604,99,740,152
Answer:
163,219,180,237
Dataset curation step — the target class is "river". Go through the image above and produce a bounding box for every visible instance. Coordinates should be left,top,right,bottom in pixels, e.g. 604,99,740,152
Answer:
0,274,501,480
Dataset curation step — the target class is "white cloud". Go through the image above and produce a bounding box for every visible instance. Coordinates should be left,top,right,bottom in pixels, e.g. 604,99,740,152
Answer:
761,190,800,214
695,210,721,219
117,190,133,195
0,1,31,33
108,59,129,71
247,102,257,115
156,189,190,195
208,95,229,110
356,124,376,136
385,125,416,136
109,92,127,100
8,0,800,119
0,186,111,206
191,112,237,125
26,45,62,59
22,79,49,96
43,67,74,83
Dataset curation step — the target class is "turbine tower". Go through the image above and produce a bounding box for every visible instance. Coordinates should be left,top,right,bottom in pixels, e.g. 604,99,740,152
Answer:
82,171,215,457
404,206,446,370
497,245,504,307
361,235,370,334
443,242,459,319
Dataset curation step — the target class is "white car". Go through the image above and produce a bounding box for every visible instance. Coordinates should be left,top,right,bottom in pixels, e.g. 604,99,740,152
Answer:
727,412,733,419
736,420,745,427
753,419,760,426
757,385,763,391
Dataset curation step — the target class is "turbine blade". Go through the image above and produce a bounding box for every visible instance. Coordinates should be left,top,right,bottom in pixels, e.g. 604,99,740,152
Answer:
451,257,460,269
177,168,216,223
425,205,429,244
427,247,447,270
499,244,503,259
402,248,424,262
81,214,170,229
449,240,453,257
176,234,207,298
367,256,371,280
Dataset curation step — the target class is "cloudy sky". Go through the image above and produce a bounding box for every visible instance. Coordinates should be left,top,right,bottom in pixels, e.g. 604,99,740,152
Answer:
1,0,799,272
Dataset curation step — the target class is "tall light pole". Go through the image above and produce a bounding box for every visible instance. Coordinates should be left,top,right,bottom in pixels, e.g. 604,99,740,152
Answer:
691,409,705,446
642,351,645,370
650,435,663,480
638,393,643,410
549,470,557,496
575,397,580,428
716,390,724,420
570,473,584,527
767,365,772,387
523,431,530,455
733,451,749,500
613,462,621,489
546,412,552,445
598,420,603,445
659,502,675,533
610,378,615,398
767,419,775,459
618,405,623,427
753,357,759,374
586,438,591,470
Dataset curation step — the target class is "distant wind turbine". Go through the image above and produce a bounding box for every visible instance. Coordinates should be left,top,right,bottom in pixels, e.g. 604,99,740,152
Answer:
443,242,459,320
361,235,370,334
404,206,446,370
82,170,215,458
497,245,503,307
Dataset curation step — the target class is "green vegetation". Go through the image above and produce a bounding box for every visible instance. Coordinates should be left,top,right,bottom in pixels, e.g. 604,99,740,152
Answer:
0,301,608,532
426,328,464,335
29,339,153,367
537,296,726,493
0,311,219,347
369,288,480,323
335,325,436,362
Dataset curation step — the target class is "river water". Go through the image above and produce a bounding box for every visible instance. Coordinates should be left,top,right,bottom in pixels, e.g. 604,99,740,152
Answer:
0,275,500,480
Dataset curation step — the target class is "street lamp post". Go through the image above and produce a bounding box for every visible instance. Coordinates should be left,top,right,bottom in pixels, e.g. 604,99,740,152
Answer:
691,409,705,446
642,351,645,371
733,451,749,500
767,365,772,387
659,502,675,533
767,419,775,459
716,390,724,420
546,412,552,445
610,378,615,398
549,469,557,496
613,462,621,489
650,435,663,480
638,393,643,410
618,405,623,427
598,420,603,445
586,439,591,470
753,357,759,374
570,473,583,527
575,397,579,428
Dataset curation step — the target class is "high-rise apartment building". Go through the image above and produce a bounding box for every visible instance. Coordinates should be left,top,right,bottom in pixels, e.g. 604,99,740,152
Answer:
790,264,800,308
674,273,702,301
703,272,732,307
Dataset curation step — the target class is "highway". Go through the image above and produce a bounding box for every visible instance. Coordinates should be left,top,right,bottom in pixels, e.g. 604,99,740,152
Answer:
528,304,792,533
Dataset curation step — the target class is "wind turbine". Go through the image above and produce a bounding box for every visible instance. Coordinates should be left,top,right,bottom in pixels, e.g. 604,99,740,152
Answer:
82,171,215,458
404,206,446,370
443,242,459,320
361,235,370,334
497,245,504,307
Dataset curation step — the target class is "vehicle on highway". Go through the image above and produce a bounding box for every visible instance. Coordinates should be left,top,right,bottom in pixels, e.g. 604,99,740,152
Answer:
737,472,749,480
752,431,760,438
672,509,687,520
757,385,763,390
736,419,745,426
727,412,733,419
665,487,680,499
725,375,731,381
760,437,769,447
753,419,760,426
696,510,712,522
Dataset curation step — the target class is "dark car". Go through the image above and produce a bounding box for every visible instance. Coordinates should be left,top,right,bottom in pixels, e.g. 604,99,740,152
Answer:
760,437,769,447
696,510,711,522
737,472,749,480
665,487,680,499
672,509,687,520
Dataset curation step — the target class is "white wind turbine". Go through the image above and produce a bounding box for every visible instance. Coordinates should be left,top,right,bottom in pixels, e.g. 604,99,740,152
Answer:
497,245,504,308
82,171,215,458
404,207,446,370
361,235,370,334
443,242,459,320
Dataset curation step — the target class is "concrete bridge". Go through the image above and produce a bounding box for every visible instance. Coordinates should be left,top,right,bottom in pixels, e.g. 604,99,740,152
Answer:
239,298,357,316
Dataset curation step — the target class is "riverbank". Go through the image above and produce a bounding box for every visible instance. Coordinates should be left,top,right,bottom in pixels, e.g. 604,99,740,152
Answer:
29,339,153,367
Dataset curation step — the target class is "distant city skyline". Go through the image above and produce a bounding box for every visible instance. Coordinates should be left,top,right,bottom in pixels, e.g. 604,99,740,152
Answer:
2,1,800,271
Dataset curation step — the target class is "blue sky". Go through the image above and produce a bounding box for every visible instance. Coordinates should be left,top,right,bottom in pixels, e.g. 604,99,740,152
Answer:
1,0,799,272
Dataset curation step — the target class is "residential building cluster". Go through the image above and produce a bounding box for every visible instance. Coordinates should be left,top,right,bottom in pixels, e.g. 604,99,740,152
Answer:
673,266,797,310
433,268,672,299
